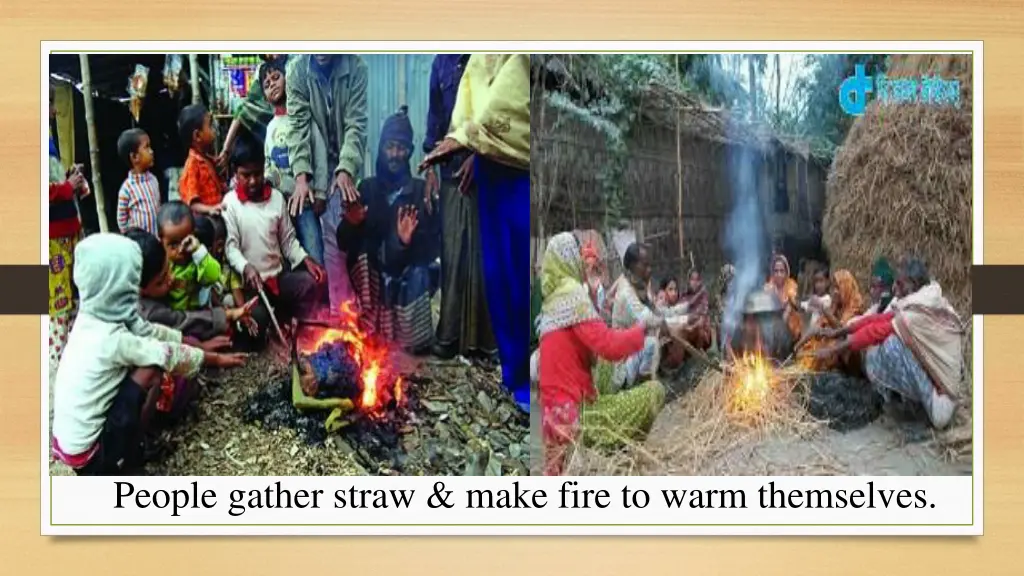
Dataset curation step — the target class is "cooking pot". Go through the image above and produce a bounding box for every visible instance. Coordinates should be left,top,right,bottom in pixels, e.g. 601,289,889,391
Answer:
725,288,794,361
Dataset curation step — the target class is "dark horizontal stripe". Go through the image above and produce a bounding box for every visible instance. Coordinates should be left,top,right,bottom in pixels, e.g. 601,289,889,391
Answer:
0,265,49,315
972,265,1024,314
49,200,78,222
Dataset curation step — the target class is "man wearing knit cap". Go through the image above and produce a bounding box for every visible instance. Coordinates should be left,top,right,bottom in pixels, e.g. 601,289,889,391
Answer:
336,107,442,354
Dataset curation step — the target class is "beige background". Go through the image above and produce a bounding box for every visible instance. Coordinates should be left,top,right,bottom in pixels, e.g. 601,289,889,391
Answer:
2,2,1019,574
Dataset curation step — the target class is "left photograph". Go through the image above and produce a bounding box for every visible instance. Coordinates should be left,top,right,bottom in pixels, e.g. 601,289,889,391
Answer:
46,53,531,477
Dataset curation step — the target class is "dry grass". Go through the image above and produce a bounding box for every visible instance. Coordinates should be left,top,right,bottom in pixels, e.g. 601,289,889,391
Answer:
823,54,973,315
564,366,840,476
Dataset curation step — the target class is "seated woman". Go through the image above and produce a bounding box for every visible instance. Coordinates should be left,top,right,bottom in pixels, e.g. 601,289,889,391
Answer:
765,254,802,341
536,232,666,475
805,258,963,430
795,269,864,372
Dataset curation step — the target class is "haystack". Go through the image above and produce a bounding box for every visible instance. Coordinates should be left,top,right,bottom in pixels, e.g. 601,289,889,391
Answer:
823,54,973,315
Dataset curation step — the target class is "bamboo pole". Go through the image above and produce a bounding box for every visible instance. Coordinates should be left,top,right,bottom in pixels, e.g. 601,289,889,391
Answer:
189,54,201,105
78,54,109,233
675,54,685,275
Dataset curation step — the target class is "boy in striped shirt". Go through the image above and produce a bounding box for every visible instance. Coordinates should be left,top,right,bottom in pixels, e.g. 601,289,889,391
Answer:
116,128,161,236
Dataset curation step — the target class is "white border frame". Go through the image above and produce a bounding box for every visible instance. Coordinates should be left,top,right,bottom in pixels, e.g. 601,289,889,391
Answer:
40,40,983,536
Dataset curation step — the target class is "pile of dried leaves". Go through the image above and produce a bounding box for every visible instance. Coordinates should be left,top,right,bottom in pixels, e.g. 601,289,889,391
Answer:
135,352,530,477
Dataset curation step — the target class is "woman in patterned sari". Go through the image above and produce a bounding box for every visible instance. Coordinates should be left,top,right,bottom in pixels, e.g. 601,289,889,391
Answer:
536,233,666,475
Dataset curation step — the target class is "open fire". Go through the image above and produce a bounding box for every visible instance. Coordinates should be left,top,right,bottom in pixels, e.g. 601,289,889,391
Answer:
296,301,406,419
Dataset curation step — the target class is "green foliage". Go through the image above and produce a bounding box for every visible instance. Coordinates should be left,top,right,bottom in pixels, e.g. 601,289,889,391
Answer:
538,54,736,229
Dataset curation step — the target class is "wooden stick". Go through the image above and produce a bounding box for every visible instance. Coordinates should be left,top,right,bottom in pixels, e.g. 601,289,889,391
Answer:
78,55,109,233
669,331,724,373
189,54,201,105
675,54,685,271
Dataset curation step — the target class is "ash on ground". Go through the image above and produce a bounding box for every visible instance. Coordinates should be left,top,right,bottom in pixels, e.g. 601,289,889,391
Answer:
804,373,884,432
123,352,529,477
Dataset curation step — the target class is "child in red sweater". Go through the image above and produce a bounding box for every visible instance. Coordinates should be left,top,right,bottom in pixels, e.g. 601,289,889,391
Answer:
536,232,666,475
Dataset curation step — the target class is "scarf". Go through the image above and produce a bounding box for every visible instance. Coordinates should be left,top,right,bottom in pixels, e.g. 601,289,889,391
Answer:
891,282,966,399
830,269,865,325
536,232,602,337
872,257,895,311
680,285,709,316
375,108,414,191
74,233,157,338
237,178,272,203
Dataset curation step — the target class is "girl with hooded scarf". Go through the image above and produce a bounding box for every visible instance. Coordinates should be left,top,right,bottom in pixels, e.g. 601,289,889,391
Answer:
418,54,530,412
51,234,246,475
338,108,441,353
536,233,666,475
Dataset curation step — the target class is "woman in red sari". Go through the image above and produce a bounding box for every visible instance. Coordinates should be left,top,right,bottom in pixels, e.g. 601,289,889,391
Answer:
536,232,666,475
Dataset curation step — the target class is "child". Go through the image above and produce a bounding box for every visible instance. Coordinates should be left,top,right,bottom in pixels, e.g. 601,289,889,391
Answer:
210,215,245,308
115,128,161,236
51,233,246,475
222,130,326,346
261,57,329,264
178,104,223,216
157,201,222,311
801,268,833,328
127,227,249,343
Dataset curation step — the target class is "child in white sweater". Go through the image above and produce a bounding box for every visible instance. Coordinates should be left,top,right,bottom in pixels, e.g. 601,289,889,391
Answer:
51,233,246,475
222,130,327,349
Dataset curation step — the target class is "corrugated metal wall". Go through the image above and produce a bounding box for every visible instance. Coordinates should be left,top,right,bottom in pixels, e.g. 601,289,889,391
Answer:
361,54,435,177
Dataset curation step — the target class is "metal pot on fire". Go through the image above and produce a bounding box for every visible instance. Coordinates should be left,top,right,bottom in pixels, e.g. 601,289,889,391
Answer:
725,288,794,362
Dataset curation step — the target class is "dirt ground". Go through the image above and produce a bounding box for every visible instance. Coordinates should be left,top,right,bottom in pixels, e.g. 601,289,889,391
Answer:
49,348,531,477
642,399,971,476
542,357,972,477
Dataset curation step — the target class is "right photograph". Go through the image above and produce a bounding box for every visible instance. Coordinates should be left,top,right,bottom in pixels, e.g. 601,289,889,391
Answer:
529,53,973,477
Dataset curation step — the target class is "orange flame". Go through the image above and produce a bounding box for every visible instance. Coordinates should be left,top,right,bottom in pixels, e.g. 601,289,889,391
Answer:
299,300,403,418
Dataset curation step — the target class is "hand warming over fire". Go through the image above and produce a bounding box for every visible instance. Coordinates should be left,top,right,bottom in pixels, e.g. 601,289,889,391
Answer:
418,137,465,173
226,297,258,322
397,205,419,246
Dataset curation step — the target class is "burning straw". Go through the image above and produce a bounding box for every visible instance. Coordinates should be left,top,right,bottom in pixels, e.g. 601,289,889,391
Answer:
565,359,836,476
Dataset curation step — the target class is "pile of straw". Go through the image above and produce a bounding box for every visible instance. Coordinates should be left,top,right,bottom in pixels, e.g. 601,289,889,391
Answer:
565,367,845,476
823,54,973,314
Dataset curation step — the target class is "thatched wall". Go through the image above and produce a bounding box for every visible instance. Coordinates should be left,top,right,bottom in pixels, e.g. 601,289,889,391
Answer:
532,99,829,284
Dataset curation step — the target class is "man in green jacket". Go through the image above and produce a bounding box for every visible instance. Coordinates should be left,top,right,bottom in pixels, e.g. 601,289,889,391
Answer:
285,54,369,321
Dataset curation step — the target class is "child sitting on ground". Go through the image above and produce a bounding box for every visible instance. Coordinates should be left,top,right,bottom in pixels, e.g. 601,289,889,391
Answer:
801,268,832,328
158,201,222,311
178,104,224,216
51,233,246,475
210,215,245,309
115,128,161,236
222,130,327,348
129,228,254,343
